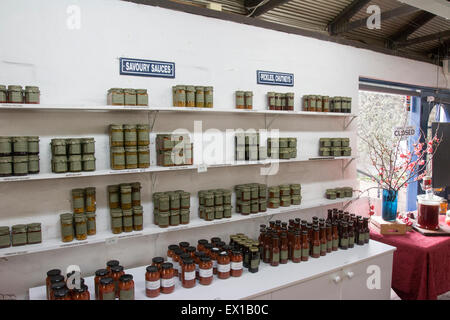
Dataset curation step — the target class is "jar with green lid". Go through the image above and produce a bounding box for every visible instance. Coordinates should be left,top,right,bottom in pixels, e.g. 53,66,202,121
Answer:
72,188,85,213
26,136,39,154
0,156,12,177
27,223,42,244
158,194,170,212
24,86,40,104
240,201,250,215
12,224,27,246
111,147,125,170
158,211,170,228
169,193,180,210
82,154,96,171
74,214,87,240
268,186,280,198
180,192,190,209
344,187,353,198
326,189,337,200
223,205,232,218
130,183,141,206
204,86,213,108
249,185,258,200
268,198,280,209
136,124,150,146
0,137,12,156
331,147,341,157
136,89,148,106
175,85,186,107
51,139,67,156
186,86,195,107
7,85,23,103
222,190,232,205
60,213,74,242
215,206,224,219
125,147,138,169
108,88,124,106
132,206,143,230
81,138,95,154
204,207,215,221
319,138,331,148
203,192,214,207
124,89,137,106
342,147,351,156
66,139,81,155
291,195,301,205
123,125,137,147
86,212,96,235
280,196,291,207
120,185,132,210
12,137,28,154
279,185,290,196
341,138,350,147
259,199,267,212
110,125,124,147
0,226,10,248
137,146,150,168
108,185,120,209
315,95,323,112
110,209,123,234
319,147,331,157
333,97,342,112
13,155,28,175
0,85,6,103
85,187,96,212
122,209,133,232
195,87,204,108
68,155,82,172
180,208,190,224
250,200,259,214
170,209,180,226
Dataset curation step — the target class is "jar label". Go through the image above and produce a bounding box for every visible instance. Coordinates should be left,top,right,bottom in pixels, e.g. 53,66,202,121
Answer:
199,268,213,278
280,250,288,261
265,249,271,261
119,288,135,300
250,257,260,269
102,291,115,300
217,263,230,273
293,249,301,259
161,277,175,288
145,280,160,290
184,270,196,281
231,261,243,270
301,248,309,257
313,246,320,255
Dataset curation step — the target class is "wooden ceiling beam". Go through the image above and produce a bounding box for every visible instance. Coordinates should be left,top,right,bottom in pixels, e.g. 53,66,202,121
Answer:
389,11,436,43
247,0,292,18
328,0,372,35
395,29,450,48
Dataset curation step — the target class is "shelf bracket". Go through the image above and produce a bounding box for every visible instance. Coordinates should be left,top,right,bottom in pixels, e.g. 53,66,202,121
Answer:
151,172,158,192
342,157,355,174
149,111,159,132
343,198,354,210
344,115,357,130
265,114,279,130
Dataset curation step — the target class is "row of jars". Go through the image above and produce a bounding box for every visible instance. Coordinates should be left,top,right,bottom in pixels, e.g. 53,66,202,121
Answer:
267,137,297,159
172,85,213,108
156,134,193,167
267,184,301,209
0,154,40,177
109,124,150,147
60,212,96,242
267,92,295,111
319,137,351,157
0,136,39,156
235,183,267,215
51,138,96,173
235,91,253,109
153,190,190,228
235,132,266,161
198,189,232,221
108,183,142,210
0,223,41,248
107,88,148,106
0,85,40,104
71,187,96,214
302,95,352,113
325,187,353,200
46,269,90,300
111,145,150,170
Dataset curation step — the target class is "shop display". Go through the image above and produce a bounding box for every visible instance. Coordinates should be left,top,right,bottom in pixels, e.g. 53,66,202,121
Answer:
267,184,302,209
302,95,352,113
0,136,40,177
51,137,95,173
267,92,294,111
235,183,268,215
197,189,232,221
235,131,267,161
325,187,353,200
109,124,150,170
235,91,253,109
156,134,192,166
319,137,351,157
153,189,190,228
107,88,148,106
0,223,42,248
108,182,144,234
172,85,213,108
0,85,40,104
267,137,297,159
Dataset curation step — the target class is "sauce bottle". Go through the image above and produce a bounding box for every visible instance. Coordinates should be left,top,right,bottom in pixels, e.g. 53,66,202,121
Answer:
160,262,175,294
118,274,134,300
340,222,348,250
301,230,309,261
332,222,339,251
217,251,231,279
263,231,272,263
181,258,196,289
312,227,321,258
280,233,288,264
230,250,243,277
145,265,160,298
98,277,115,300
320,225,327,256
199,256,214,285
326,223,332,253
292,230,302,263
270,235,280,266
348,221,355,248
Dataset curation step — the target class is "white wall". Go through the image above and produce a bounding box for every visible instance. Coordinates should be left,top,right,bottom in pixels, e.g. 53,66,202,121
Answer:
0,0,446,299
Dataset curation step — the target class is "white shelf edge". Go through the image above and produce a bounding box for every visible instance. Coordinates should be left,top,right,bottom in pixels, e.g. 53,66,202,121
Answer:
0,196,356,259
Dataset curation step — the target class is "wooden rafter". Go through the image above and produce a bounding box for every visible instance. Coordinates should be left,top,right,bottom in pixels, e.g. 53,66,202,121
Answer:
328,0,372,35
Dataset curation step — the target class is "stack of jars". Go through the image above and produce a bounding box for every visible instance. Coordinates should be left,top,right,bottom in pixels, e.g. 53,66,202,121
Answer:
51,137,95,173
267,137,297,159
107,88,148,106
235,91,253,109
235,183,267,215
94,260,134,300
45,269,91,300
0,85,40,104
152,190,190,228
325,187,353,200
0,222,42,248
267,92,294,111
156,134,193,166
172,85,213,108
108,182,144,234
198,189,232,221
235,131,267,161
302,95,352,113
267,184,301,209
0,136,40,177
229,234,261,273
110,124,150,170
319,137,351,157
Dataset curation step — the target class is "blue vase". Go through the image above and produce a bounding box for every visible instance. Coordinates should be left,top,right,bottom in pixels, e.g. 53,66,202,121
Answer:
382,189,398,221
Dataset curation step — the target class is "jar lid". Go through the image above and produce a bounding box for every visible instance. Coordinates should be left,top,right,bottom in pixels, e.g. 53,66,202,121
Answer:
186,246,196,253
46,269,61,277
50,274,65,283
51,281,66,290
146,265,158,273
111,265,124,273
81,137,95,142
100,277,114,286
198,239,208,245
120,185,132,192
152,257,164,264
179,241,190,248
204,243,213,250
200,256,211,262
173,248,184,256
183,258,194,265
179,253,191,260
27,223,41,231
12,224,27,232
210,237,221,243
107,185,119,192
119,274,133,282
108,88,124,92
123,88,136,93
95,269,108,277
195,251,206,258
195,86,204,90
110,124,123,129
107,260,120,268
72,285,88,294
161,262,173,270
168,244,179,251
7,85,23,91
135,89,147,94
123,124,136,129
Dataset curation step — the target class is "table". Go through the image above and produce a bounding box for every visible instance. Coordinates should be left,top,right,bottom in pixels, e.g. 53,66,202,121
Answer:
370,216,450,300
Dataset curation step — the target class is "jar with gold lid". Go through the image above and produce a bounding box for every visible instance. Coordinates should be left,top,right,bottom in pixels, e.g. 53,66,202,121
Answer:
27,223,42,244
12,224,27,246
74,214,87,240
110,209,123,234
7,85,23,103
107,88,124,106
111,147,125,170
60,213,74,242
124,89,137,106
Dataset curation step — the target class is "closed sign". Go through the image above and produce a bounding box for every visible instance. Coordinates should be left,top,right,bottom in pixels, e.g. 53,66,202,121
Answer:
393,126,415,139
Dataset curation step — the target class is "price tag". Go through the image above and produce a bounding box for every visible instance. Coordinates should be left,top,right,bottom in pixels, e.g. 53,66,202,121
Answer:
198,164,208,173
105,237,118,245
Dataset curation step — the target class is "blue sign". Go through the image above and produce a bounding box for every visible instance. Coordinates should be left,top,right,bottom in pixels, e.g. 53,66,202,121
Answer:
120,58,175,78
257,70,294,87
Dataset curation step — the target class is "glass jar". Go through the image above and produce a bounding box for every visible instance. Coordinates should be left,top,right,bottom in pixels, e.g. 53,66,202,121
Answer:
249,247,260,273
94,269,108,300
195,86,204,108
27,223,42,244
98,277,115,300
176,85,186,107
110,125,124,147
198,256,213,285
123,124,137,146
111,147,126,170
106,260,120,274
217,251,230,279
110,265,125,298
0,85,7,103
210,247,220,275
86,212,96,236
11,224,27,246
85,187,96,213
71,188,85,214
110,208,123,234
122,209,133,232
161,262,175,294
60,213,74,242
74,214,87,240
132,205,143,231
204,86,213,108
7,85,23,103
118,274,134,300
236,91,245,109
53,288,71,300
125,147,138,169
417,194,442,230
230,250,243,277
182,258,196,289
108,185,120,209
124,89,137,106
186,86,195,107
120,185,132,210
46,270,62,300
71,285,90,300
145,265,160,298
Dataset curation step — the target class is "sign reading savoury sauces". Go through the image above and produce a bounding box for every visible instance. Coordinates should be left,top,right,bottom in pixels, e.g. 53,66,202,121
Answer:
120,58,175,78
257,70,294,87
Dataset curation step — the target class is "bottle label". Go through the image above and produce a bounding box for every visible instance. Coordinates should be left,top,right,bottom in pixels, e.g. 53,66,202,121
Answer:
199,268,213,278
321,243,327,252
272,252,280,263
265,249,270,260
102,291,115,300
332,239,339,248
301,248,309,257
280,250,288,261
293,249,301,259
231,261,243,270
145,280,160,290
341,238,348,247
250,257,260,269
184,270,196,281
327,240,332,249
313,245,320,255
349,237,354,246
119,288,135,300
161,277,175,288
365,232,370,241
167,256,173,263
217,263,230,273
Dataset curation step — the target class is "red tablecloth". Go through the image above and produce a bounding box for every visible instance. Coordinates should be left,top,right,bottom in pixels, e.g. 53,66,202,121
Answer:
370,216,450,300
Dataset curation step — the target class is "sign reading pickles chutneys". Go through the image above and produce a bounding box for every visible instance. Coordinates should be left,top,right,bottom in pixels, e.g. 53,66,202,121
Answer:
120,58,175,78
257,70,294,87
